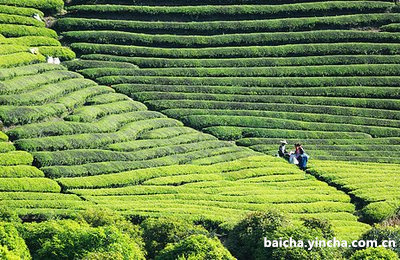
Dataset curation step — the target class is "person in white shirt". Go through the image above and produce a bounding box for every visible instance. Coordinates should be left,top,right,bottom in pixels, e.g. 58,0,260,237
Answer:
278,140,289,159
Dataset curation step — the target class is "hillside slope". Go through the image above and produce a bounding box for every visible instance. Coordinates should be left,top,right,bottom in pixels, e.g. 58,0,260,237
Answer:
58,0,400,164
0,0,399,243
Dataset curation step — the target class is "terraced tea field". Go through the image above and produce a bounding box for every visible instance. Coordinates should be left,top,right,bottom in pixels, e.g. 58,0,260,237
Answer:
0,0,399,252
57,0,400,163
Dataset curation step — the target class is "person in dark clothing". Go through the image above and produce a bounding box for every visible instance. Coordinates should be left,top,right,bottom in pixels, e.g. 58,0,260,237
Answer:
278,140,289,159
294,143,309,170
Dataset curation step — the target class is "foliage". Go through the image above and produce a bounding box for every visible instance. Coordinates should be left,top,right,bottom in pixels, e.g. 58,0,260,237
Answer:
22,219,145,260
141,217,208,258
226,211,286,260
350,247,399,260
0,222,31,260
156,234,235,260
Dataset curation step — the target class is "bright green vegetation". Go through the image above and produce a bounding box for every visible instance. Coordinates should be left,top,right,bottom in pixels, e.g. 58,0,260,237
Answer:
0,2,74,65
308,160,400,223
58,0,400,163
66,156,370,241
0,131,91,216
0,1,399,258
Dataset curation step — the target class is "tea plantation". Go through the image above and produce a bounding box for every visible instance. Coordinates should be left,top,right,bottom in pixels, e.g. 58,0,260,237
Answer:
0,0,399,259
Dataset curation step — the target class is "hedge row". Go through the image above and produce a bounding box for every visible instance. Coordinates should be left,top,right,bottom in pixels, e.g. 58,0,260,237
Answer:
0,63,63,81
65,100,147,122
91,191,349,204
204,126,371,140
191,150,258,165
66,0,393,6
132,91,400,110
104,75,400,88
66,2,392,21
71,42,400,58
141,126,198,139
162,108,400,128
0,103,67,126
108,132,217,151
0,131,8,141
144,100,400,120
34,140,232,167
253,146,397,158
0,165,44,178
381,23,400,31
80,53,400,68
0,52,45,68
63,59,137,71
0,78,96,106
0,24,57,38
182,115,400,137
86,93,130,105
0,142,15,153
0,13,44,27
57,13,400,34
42,146,247,178
37,46,76,61
57,85,114,111
118,84,400,100
236,137,400,146
0,151,33,166
0,177,61,192
0,192,80,201
16,118,183,152
81,64,400,78
0,0,64,15
0,44,27,55
0,4,44,17
2,36,61,47
308,162,400,222
63,30,400,48
0,70,82,95
8,111,164,139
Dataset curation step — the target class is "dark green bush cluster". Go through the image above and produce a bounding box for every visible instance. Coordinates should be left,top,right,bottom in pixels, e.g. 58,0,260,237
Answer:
80,53,400,68
67,2,391,21
0,0,64,15
72,42,400,59
226,211,340,260
57,13,400,34
64,30,400,48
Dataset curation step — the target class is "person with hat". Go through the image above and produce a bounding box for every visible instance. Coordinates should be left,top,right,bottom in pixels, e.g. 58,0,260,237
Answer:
278,140,289,159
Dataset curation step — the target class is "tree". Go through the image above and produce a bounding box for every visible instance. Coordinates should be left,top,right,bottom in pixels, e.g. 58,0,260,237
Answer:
226,211,286,260
141,217,208,259
156,234,235,260
350,247,399,260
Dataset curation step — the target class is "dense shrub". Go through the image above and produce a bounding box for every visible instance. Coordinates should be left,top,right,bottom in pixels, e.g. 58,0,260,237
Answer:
38,46,76,61
0,5,44,18
0,24,57,38
80,54,400,68
141,217,208,258
0,222,31,260
226,211,286,260
359,225,400,255
22,219,145,259
361,201,400,223
350,247,399,260
66,2,391,21
58,13,400,35
0,0,64,14
63,30,400,48
156,234,235,260
72,42,400,59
